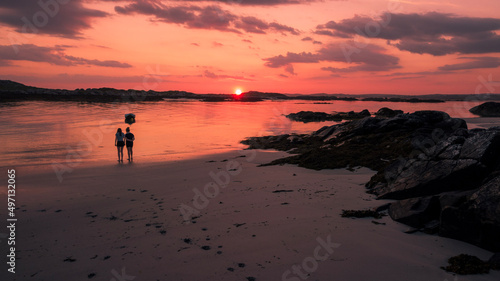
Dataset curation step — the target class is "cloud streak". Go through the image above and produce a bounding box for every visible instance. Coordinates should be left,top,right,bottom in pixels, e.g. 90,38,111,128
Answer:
315,12,500,56
0,44,132,68
264,42,400,73
203,70,254,81
438,57,500,71
114,1,299,35
172,0,319,6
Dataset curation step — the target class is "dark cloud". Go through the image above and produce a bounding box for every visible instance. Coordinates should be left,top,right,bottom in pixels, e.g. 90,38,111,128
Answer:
264,51,319,68
301,37,322,44
315,12,500,56
235,16,269,34
172,0,319,6
0,44,132,68
0,0,108,38
114,1,299,35
234,17,299,35
115,2,236,31
269,22,299,35
284,64,296,75
264,42,400,72
438,57,500,71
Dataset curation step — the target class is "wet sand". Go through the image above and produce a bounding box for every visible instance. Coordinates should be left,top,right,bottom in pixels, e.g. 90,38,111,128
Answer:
5,147,500,281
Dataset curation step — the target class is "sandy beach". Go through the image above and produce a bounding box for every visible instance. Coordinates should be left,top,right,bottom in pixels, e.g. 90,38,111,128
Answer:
4,144,500,281
2,0,500,277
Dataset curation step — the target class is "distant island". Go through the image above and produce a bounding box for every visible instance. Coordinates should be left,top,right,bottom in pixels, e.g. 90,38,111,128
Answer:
1,80,499,103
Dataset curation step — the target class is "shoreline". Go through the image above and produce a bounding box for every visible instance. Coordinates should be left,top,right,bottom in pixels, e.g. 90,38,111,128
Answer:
6,149,500,280
3,115,500,177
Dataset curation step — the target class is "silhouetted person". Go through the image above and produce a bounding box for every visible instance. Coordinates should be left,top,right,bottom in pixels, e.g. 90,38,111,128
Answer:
125,127,135,161
115,128,125,162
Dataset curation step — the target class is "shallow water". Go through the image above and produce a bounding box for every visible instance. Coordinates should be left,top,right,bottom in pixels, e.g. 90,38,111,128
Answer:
0,99,488,171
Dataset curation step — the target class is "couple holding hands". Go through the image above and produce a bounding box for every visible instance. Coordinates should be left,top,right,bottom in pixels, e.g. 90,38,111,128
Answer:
115,127,135,162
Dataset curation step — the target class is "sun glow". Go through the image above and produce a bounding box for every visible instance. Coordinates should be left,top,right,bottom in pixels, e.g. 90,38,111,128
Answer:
235,89,243,95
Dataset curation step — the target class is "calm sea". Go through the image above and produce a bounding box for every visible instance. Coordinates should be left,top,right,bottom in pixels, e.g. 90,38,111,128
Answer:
0,99,489,172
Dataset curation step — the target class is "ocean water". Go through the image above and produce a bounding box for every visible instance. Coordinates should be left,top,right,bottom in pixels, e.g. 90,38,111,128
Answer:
0,99,487,171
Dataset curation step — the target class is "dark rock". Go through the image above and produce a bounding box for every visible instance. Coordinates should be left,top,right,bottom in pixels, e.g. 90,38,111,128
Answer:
388,196,440,228
287,135,304,144
433,135,466,160
412,110,451,124
360,109,371,116
375,159,485,199
489,253,500,263
375,107,404,118
286,110,371,123
375,203,391,212
489,253,500,269
441,254,491,274
404,227,420,234
422,220,441,234
242,111,500,252
470,102,500,117
435,117,467,133
438,190,473,209
459,130,500,167
440,175,500,252
286,111,340,122
312,125,338,140
341,209,383,219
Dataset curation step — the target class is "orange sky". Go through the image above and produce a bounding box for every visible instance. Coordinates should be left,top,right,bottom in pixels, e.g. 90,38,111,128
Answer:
1,0,500,94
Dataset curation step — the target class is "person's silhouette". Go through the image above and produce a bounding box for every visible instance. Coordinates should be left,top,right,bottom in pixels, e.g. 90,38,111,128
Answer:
125,127,135,161
115,128,125,162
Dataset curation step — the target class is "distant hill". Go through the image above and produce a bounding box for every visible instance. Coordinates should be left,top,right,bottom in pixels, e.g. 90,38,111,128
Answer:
242,91,289,99
0,80,38,91
1,80,500,102
0,80,199,102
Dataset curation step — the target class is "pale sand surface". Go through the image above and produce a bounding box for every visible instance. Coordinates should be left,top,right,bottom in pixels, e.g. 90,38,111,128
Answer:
4,148,499,281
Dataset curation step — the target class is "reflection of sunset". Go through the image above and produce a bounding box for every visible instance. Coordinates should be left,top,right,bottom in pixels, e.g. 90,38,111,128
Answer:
1,100,486,170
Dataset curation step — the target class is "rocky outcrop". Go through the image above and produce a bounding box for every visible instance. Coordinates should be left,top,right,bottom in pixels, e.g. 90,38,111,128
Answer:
375,107,403,118
470,102,500,117
286,110,370,123
388,196,440,228
439,174,500,251
242,110,500,252
286,111,342,122
370,127,500,251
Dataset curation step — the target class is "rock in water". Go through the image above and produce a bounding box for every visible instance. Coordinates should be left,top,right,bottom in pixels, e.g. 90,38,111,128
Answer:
470,102,500,117
286,111,339,122
375,107,403,118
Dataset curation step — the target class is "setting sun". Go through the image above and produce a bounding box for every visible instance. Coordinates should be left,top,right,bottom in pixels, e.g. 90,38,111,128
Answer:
235,89,243,95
